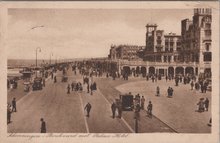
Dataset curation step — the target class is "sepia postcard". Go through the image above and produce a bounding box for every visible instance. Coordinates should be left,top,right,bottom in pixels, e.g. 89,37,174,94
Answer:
0,1,219,143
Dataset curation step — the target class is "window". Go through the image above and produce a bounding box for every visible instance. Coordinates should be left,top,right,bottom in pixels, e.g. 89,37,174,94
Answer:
206,44,210,51
168,56,171,62
205,23,211,29
170,42,174,47
205,30,211,37
177,42,181,46
170,48,173,52
164,56,167,62
204,52,211,62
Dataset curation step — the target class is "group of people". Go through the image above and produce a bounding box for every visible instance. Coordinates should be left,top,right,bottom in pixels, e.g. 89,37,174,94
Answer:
67,82,83,94
7,98,17,124
197,98,209,112
154,86,174,98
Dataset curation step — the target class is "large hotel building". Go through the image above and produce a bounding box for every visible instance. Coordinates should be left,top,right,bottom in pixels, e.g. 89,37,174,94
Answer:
109,8,212,78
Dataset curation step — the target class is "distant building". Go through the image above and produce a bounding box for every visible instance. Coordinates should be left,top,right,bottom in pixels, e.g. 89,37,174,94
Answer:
144,23,182,63
109,45,145,60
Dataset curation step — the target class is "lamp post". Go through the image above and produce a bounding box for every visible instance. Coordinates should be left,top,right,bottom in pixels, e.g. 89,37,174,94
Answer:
134,103,140,133
36,47,41,77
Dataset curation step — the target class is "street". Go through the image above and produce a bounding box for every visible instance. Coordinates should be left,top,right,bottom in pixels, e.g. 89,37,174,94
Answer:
7,68,210,133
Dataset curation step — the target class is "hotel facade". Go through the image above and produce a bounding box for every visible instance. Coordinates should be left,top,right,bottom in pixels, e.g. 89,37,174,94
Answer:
109,8,212,78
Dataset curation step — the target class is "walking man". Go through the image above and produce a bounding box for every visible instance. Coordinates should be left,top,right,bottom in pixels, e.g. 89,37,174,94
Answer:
67,84,70,94
140,96,145,110
7,105,12,124
111,102,117,118
12,98,17,112
54,76,57,83
191,81,194,90
71,82,74,91
204,98,209,111
156,86,160,96
40,118,46,133
147,101,153,118
197,99,205,112
84,102,92,117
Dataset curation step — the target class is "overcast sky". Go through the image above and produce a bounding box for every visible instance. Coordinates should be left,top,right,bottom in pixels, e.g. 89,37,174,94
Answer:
7,9,193,59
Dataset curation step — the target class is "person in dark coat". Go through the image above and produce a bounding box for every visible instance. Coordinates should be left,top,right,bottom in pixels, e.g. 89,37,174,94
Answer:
167,87,171,97
204,98,209,111
90,84,93,95
71,82,74,91
117,103,122,119
147,101,153,118
140,96,145,110
7,105,12,124
197,99,205,112
54,76,57,83
191,81,194,90
156,86,160,96
12,98,17,112
93,82,97,90
111,102,117,118
40,118,46,133
87,83,90,93
67,84,70,94
84,102,92,117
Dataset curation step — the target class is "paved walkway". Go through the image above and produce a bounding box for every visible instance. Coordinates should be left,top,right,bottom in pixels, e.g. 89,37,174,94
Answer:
115,79,211,133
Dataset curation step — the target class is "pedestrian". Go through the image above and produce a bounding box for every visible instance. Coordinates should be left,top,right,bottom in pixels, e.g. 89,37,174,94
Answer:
87,83,90,93
84,102,92,117
208,118,212,126
111,102,117,118
191,81,194,90
147,101,153,118
54,76,57,83
12,98,17,112
7,105,12,124
43,78,46,87
117,103,122,119
93,82,97,90
197,99,205,112
40,118,46,133
204,98,209,111
146,75,149,81
175,77,179,86
165,75,168,82
200,82,204,93
140,96,145,110
71,82,74,91
156,86,160,96
90,84,93,95
67,84,70,94
170,87,174,97
167,87,171,97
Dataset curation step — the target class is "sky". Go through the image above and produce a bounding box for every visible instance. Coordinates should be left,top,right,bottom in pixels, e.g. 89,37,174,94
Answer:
7,9,193,59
